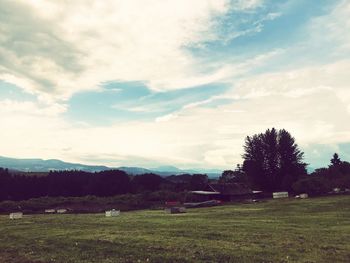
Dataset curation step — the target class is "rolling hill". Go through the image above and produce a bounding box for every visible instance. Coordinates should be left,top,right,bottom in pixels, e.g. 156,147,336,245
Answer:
0,156,221,177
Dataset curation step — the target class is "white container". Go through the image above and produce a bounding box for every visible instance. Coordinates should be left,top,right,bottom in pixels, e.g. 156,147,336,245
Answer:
45,209,56,213
56,209,67,214
105,209,120,217
273,192,289,199
9,212,23,219
300,193,308,199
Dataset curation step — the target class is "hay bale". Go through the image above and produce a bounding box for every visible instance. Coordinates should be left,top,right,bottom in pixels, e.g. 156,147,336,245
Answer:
165,207,186,214
273,192,289,199
45,209,56,214
105,209,120,217
56,209,67,214
9,212,23,220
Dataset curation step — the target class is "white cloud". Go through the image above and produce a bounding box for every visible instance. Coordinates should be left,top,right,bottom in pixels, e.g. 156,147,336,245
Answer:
155,113,179,123
233,60,350,104
0,0,269,101
1,59,349,169
0,0,234,101
231,0,263,11
309,0,350,53
0,99,66,116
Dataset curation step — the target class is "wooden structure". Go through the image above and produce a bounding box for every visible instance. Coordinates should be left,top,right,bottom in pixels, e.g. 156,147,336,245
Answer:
191,183,262,201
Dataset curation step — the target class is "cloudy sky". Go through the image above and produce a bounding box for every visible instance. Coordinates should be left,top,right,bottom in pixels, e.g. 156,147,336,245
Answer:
1,0,350,170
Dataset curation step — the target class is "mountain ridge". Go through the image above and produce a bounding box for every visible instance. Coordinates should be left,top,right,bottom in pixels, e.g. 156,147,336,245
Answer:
0,156,221,177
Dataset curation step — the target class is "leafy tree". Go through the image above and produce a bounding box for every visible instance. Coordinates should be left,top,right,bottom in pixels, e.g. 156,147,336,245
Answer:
310,153,350,189
242,128,307,192
292,176,330,195
219,165,246,184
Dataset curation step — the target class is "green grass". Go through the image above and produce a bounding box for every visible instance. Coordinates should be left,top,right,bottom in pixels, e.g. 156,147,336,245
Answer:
1,196,349,263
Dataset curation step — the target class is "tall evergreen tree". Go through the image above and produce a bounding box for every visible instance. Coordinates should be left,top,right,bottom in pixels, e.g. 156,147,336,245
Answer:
242,128,307,192
330,153,341,167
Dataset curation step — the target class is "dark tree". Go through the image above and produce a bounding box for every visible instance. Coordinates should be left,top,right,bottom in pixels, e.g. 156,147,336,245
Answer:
294,153,350,195
189,174,208,190
242,128,307,192
89,170,131,196
322,153,350,179
131,173,164,192
330,153,342,167
219,170,235,184
219,165,246,184
0,168,10,200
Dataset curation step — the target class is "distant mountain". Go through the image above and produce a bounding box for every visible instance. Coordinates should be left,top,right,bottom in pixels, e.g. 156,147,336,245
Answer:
151,165,183,173
0,156,110,172
183,168,222,177
149,166,221,177
117,166,200,177
0,156,222,177
117,166,153,175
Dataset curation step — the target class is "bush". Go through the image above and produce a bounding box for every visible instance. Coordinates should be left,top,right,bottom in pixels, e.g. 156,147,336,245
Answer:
292,176,331,196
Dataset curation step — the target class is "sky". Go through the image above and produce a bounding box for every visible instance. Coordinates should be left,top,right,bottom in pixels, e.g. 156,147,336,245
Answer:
1,0,350,170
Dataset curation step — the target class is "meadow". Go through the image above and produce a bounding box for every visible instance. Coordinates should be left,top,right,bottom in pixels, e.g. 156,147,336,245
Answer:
0,195,349,263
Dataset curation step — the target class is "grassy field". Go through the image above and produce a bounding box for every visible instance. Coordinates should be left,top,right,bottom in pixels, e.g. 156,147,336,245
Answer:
0,196,349,263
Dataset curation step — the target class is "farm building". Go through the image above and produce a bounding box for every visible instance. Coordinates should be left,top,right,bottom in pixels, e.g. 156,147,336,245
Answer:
273,192,289,199
191,183,262,201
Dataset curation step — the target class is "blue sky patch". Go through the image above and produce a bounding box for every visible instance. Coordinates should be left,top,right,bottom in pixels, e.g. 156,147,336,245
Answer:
65,82,231,125
0,81,36,102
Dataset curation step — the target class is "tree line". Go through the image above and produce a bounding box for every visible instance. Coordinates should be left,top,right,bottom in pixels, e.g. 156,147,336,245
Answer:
293,153,350,195
0,169,209,201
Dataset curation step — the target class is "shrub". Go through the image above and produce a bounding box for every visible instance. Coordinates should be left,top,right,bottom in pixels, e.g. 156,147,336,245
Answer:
292,176,331,196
